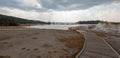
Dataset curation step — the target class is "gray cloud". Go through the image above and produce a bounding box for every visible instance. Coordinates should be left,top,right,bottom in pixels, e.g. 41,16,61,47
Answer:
0,1,120,22
40,0,120,10
0,0,45,11
0,0,19,8
0,0,120,11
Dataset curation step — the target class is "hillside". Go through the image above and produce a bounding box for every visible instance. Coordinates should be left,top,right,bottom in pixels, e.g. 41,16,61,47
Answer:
0,14,49,26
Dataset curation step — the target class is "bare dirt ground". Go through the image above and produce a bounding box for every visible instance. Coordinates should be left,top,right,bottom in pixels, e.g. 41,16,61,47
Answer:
0,28,84,58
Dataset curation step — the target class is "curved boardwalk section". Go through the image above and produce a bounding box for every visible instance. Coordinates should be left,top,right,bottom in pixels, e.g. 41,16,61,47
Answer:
77,30,118,58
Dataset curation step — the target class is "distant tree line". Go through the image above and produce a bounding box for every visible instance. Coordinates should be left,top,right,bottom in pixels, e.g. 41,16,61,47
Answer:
0,15,18,26
77,20,120,24
0,14,50,26
109,22,120,24
77,20,102,24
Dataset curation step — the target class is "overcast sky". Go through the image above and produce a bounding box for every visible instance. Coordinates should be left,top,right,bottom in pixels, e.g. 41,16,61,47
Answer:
0,0,120,22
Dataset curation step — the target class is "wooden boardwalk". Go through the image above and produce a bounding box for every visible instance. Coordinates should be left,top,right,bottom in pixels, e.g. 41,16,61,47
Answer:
77,30,118,58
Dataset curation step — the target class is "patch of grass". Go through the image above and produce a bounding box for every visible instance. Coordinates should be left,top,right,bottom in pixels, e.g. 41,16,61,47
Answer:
21,48,26,50
111,34,120,37
41,44,53,48
0,26,22,29
53,50,57,53
62,48,70,54
58,35,84,49
88,25,95,29
107,33,120,37
0,36,11,41
33,48,38,51
26,49,30,51
57,31,85,58
95,32,107,37
37,56,41,58
33,32,39,35
32,37,38,39
70,51,81,58
48,51,51,53
0,56,11,58
2,42,8,44
0,42,13,49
